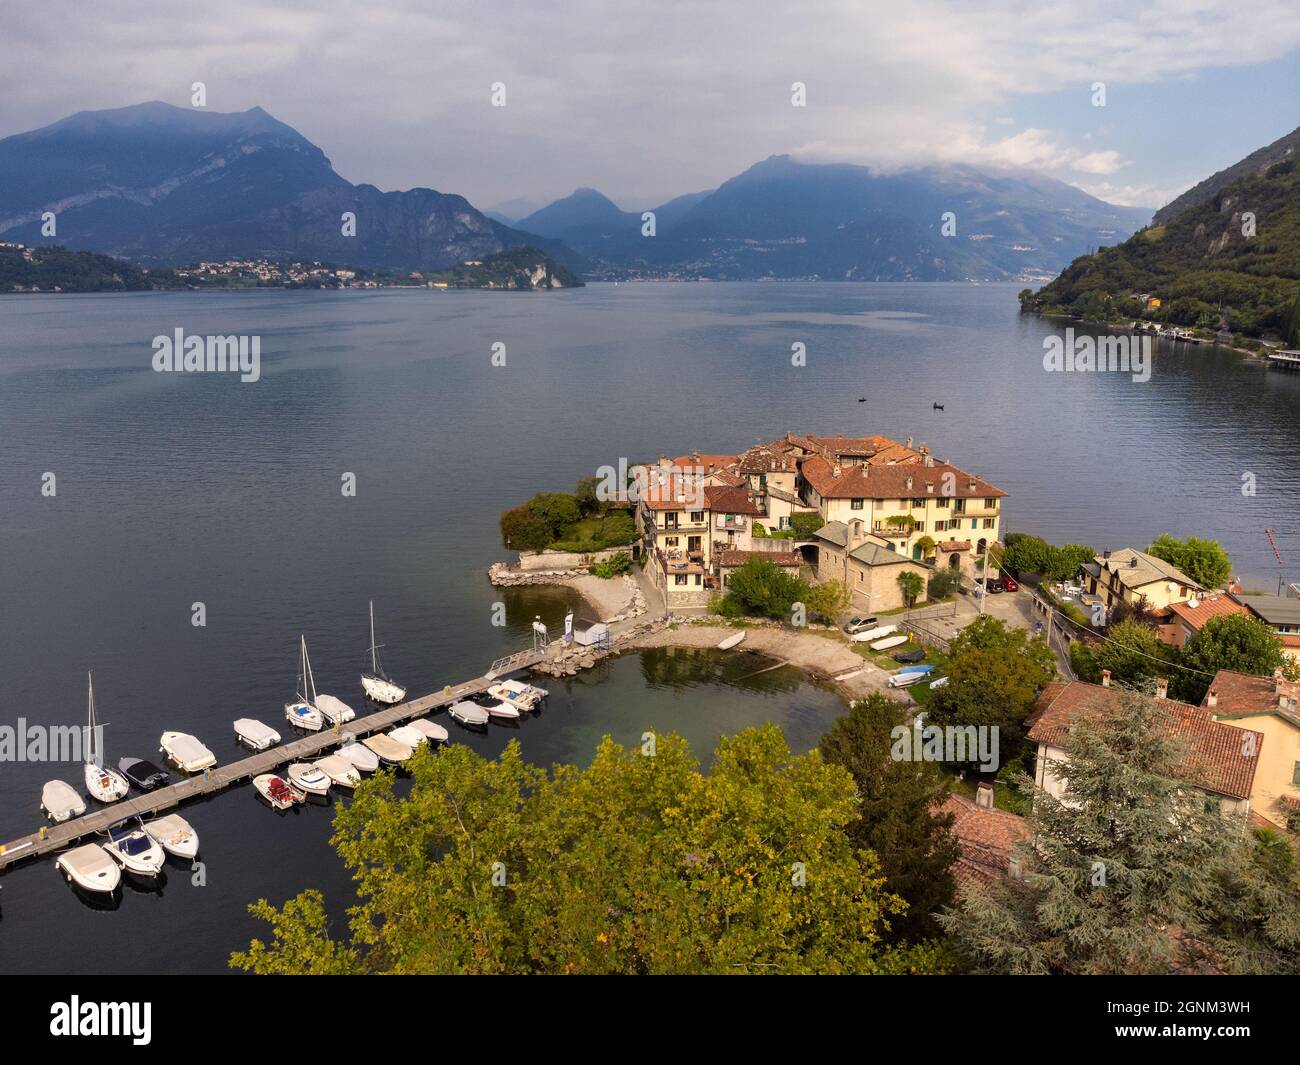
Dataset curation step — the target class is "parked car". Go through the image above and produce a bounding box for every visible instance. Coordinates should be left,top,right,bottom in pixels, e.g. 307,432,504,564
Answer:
843,615,880,635
978,577,1004,593
893,648,927,664
1001,576,1020,592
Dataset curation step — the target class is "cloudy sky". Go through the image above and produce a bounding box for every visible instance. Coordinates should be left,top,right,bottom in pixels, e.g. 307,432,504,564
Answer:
4,1,1300,215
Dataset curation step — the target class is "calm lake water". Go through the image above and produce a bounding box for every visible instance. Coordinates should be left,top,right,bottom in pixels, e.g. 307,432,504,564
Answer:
1,282,1297,973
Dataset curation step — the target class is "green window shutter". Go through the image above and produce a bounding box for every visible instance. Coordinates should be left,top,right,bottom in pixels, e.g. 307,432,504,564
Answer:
1292,761,1300,787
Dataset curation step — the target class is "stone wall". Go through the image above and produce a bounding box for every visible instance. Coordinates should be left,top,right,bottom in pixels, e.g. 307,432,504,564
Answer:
514,546,632,572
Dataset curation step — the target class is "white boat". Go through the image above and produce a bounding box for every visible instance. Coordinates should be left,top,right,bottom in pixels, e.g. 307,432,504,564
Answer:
314,693,356,726
314,754,362,789
362,733,414,765
488,683,536,712
469,693,519,720
284,635,324,731
41,779,85,823
388,725,428,749
56,844,121,895
870,634,908,651
144,814,199,860
849,624,897,644
286,762,331,796
718,631,746,650
929,676,949,689
888,665,937,688
493,678,547,707
448,700,490,727
159,731,216,773
82,672,129,802
407,718,449,744
254,773,304,810
361,600,407,705
336,741,380,773
234,718,281,751
103,817,166,877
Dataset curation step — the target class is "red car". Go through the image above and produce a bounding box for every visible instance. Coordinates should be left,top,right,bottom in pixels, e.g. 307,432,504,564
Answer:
1001,576,1020,592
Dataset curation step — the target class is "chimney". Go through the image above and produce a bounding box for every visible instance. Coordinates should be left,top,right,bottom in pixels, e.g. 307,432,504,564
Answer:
1155,677,1168,700
968,478,976,492
905,475,913,492
924,455,935,468
926,482,934,494
1206,689,1218,708
831,464,841,478
975,782,994,810
1130,557,1139,568
905,436,914,449
1101,669,1111,688
1275,667,1286,694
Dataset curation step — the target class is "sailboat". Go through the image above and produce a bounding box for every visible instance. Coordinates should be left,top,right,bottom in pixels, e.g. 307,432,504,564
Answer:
284,635,324,732
83,672,128,802
361,600,406,705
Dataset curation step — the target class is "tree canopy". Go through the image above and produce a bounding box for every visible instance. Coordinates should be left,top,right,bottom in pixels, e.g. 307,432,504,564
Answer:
1148,533,1232,589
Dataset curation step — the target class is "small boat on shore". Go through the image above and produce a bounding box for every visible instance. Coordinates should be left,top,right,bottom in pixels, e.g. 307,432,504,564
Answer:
160,731,216,773
407,718,449,744
284,635,324,732
315,693,356,727
314,754,362,789
718,631,746,650
83,673,129,803
103,817,165,878
57,844,121,895
41,779,86,823
850,624,897,644
888,664,936,688
119,757,170,791
362,733,414,765
337,741,380,773
929,676,949,690
234,718,281,751
448,701,490,728
286,762,331,796
361,600,407,705
870,635,908,651
145,814,199,860
254,773,304,810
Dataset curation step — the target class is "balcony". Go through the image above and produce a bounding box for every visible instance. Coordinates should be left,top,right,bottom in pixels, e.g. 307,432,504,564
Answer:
715,515,747,531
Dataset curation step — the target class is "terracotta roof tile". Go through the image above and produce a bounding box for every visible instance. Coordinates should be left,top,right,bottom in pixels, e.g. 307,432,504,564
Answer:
939,794,1030,882
1167,594,1247,630
1203,669,1300,730
800,453,1006,501
718,549,801,568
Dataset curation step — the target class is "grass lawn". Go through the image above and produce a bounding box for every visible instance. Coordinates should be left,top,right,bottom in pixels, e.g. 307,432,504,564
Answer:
550,512,638,551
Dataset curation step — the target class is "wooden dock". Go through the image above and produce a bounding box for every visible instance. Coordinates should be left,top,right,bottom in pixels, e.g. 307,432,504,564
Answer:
0,675,498,871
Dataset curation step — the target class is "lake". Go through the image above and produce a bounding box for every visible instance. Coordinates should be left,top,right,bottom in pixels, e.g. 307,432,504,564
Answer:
1,281,1297,972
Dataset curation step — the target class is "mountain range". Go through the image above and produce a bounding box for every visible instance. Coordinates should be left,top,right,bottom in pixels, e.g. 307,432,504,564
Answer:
0,101,1152,282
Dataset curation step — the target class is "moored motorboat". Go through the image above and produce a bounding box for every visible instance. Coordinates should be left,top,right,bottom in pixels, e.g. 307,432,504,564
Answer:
314,693,356,727
336,741,380,773
56,844,121,895
488,683,536,712
144,814,199,860
118,756,170,791
492,678,547,709
361,600,407,704
448,700,490,728
313,754,362,789
83,673,129,803
103,817,166,878
407,718,449,744
361,733,413,765
41,779,86,823
286,762,331,796
388,725,427,749
159,731,216,773
234,718,281,751
254,773,304,810
469,691,519,720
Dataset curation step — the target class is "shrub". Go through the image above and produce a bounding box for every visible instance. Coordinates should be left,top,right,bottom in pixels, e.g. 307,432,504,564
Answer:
589,552,632,579
500,504,552,552
927,568,960,600
726,558,810,619
789,512,825,539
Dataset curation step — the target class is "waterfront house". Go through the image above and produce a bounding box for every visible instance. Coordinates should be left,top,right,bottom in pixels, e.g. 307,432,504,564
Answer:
1086,548,1201,618
1161,592,1249,648
1203,669,1300,832
812,519,931,612
1230,592,1300,664
1026,675,1261,820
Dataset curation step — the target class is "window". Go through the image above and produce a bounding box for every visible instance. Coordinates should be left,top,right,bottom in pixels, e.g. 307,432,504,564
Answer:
689,511,704,523
694,575,701,586
984,497,998,509
674,574,687,586
1293,761,1300,787
912,498,926,508
851,498,864,510
858,572,864,583
936,497,949,508
983,518,995,529
666,537,678,547
779,516,790,529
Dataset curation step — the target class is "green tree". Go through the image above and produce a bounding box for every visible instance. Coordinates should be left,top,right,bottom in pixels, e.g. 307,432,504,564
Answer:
940,687,1300,974
1148,533,1232,589
789,512,825,539
595,511,636,547
926,615,1057,752
1174,613,1295,703
819,694,960,941
527,492,580,537
1094,618,1176,689
896,570,924,608
232,729,947,974
499,503,551,552
1044,543,1096,582
574,476,602,515
804,579,850,623
726,558,809,619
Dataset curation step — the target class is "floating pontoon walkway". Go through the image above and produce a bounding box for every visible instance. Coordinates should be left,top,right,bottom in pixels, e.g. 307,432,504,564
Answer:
0,675,498,871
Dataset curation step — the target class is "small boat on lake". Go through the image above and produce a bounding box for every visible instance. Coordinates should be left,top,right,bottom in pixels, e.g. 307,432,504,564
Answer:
286,762,331,796
234,718,281,751
160,731,216,773
41,780,86,823
145,814,199,860
83,673,129,803
407,718,449,744
718,631,747,650
469,691,519,720
254,773,304,810
361,600,406,705
57,844,121,895
388,725,428,749
361,733,414,765
492,678,547,708
336,741,380,773
103,817,165,878
448,700,490,728
119,757,170,791
314,754,362,789
314,693,356,727
488,683,536,712
284,635,324,732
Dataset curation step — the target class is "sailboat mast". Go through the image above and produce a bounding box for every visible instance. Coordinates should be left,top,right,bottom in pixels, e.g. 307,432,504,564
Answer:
86,671,97,765
304,636,317,705
369,600,378,674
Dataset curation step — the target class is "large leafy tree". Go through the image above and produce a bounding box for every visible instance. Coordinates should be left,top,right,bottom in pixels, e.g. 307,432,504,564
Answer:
939,687,1300,974
499,503,551,551
1094,618,1178,689
804,579,850,623
926,615,1057,752
1148,533,1232,589
725,557,809,619
896,570,924,607
231,728,947,974
1174,613,1296,703
819,694,960,941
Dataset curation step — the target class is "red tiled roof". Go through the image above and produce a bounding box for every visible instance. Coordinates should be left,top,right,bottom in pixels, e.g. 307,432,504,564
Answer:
1167,595,1247,630
702,483,763,515
938,540,972,551
718,549,801,568
670,453,737,475
733,444,799,474
1203,669,1300,730
800,453,1006,501
939,794,1030,885
1027,680,1262,800
637,471,708,511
